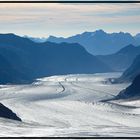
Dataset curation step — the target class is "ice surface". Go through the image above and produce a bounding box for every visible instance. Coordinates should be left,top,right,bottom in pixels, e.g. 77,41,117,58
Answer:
0,72,139,137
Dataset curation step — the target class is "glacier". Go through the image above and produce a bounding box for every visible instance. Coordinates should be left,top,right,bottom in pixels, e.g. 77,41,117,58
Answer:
0,72,140,137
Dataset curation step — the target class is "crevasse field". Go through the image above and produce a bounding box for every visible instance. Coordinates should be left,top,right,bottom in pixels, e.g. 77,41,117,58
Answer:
0,72,140,137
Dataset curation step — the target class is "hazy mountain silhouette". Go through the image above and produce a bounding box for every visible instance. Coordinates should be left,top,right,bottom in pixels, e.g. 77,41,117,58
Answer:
0,33,112,84
47,30,140,55
0,103,21,121
116,74,140,99
97,44,140,71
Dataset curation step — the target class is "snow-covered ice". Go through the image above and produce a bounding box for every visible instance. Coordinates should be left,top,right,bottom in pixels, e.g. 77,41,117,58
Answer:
0,72,139,137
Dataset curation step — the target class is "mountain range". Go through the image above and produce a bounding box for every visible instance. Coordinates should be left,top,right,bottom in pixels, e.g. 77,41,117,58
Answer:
0,31,140,85
0,33,112,84
47,30,140,55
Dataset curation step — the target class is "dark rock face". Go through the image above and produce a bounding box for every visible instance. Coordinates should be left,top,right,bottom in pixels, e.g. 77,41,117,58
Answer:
116,74,140,99
0,33,112,84
0,103,21,121
97,44,140,71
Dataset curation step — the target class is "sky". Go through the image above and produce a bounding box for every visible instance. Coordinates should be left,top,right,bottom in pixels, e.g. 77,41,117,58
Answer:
0,3,140,37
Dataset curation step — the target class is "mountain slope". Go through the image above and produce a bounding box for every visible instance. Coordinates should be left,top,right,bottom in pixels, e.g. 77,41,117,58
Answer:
117,54,140,83
47,30,140,55
0,103,21,121
134,33,140,45
116,74,140,99
97,45,140,71
0,33,112,84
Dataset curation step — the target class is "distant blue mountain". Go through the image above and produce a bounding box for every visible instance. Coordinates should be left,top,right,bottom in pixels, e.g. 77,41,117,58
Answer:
97,44,140,71
0,33,112,84
47,30,140,55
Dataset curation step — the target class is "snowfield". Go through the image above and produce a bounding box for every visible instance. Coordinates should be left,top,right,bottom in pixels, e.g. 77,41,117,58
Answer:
0,72,140,137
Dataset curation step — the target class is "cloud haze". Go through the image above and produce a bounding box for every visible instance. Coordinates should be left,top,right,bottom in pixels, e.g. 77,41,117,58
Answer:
0,3,139,37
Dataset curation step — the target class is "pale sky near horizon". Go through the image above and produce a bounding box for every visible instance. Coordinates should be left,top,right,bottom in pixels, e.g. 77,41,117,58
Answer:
0,3,139,37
